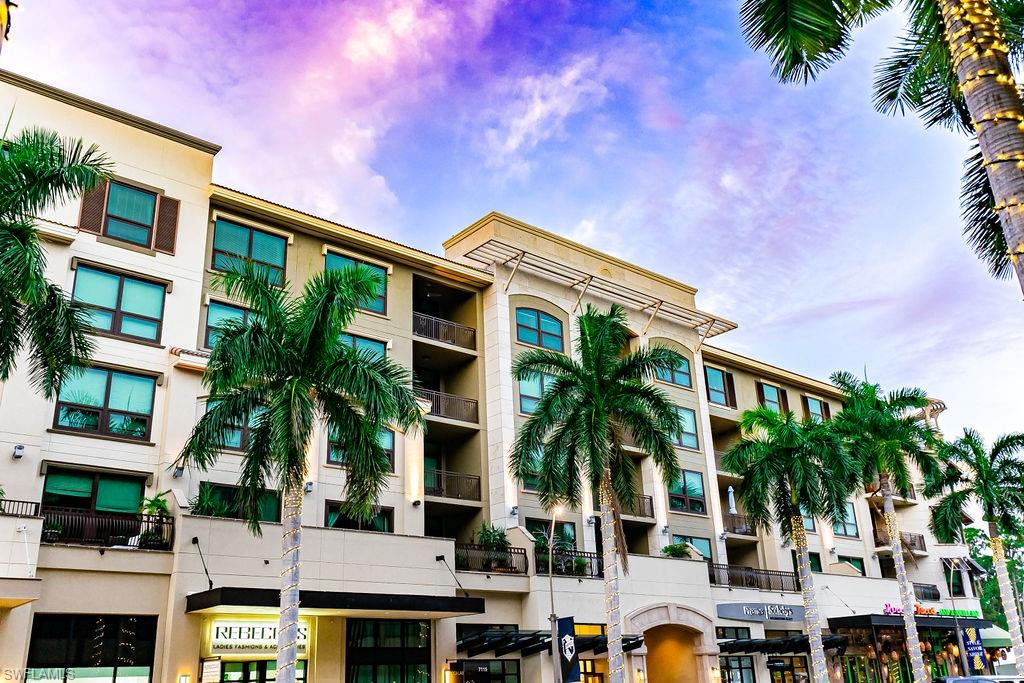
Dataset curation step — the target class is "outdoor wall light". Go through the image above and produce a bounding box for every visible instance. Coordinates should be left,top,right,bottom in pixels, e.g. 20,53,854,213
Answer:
412,499,421,507
510,506,518,517
586,515,596,526
303,481,314,494
172,465,184,478
718,531,728,541
12,444,24,459
179,675,191,683
661,525,670,534
829,546,837,555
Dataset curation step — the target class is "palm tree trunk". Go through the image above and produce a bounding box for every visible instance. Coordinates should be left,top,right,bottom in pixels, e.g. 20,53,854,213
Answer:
939,0,1024,294
990,524,1024,674
791,515,829,683
880,474,928,683
599,477,625,683
276,485,303,683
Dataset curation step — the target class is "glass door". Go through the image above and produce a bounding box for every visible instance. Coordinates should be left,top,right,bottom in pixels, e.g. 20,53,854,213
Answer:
220,661,307,683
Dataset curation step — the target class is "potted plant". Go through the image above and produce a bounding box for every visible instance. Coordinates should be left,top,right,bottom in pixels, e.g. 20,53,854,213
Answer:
42,519,63,543
137,528,166,550
573,556,589,576
661,543,693,559
475,522,511,571
140,492,170,517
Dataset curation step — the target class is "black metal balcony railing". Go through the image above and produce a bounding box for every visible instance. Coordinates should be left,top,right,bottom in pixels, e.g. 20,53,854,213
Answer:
416,388,479,423
625,495,655,518
723,513,755,536
412,312,476,350
914,582,942,601
708,562,799,592
0,498,40,517
535,548,604,578
424,469,482,501
455,543,528,574
40,507,174,550
874,527,928,553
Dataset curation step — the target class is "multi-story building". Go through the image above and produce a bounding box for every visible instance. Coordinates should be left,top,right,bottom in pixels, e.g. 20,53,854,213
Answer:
0,70,991,683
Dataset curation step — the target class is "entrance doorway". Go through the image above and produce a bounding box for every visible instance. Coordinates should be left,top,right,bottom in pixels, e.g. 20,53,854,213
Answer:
767,656,808,683
644,624,700,683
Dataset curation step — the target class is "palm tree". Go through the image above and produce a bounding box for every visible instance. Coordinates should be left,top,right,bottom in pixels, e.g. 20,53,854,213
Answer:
925,428,1024,674
510,303,685,683
177,262,422,683
722,407,853,683
739,0,1024,294
830,371,939,683
0,127,110,396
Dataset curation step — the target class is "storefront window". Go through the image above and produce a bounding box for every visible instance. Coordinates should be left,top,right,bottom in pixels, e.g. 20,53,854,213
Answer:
27,614,157,683
721,656,756,683
219,661,306,683
346,619,431,681
767,656,808,683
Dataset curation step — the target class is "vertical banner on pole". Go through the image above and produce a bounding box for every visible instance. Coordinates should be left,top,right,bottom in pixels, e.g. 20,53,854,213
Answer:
557,616,581,682
962,627,986,673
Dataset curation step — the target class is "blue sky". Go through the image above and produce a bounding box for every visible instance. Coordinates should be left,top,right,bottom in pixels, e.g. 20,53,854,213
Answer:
6,0,1022,441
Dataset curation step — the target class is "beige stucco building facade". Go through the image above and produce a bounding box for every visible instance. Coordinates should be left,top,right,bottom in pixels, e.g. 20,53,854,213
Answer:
0,70,990,683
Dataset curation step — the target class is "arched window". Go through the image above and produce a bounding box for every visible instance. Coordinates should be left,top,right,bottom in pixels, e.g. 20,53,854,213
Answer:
515,308,563,351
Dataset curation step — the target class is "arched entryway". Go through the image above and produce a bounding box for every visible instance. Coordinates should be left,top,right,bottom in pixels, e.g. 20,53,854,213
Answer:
627,603,720,683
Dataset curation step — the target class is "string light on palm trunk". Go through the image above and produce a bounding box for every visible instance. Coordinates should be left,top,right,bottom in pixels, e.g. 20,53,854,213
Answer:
278,492,303,673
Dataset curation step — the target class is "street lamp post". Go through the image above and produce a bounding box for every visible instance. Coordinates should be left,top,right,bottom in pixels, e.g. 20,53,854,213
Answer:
549,506,564,683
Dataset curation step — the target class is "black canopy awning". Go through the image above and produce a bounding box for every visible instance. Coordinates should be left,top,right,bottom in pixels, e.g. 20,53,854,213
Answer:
457,629,644,658
719,635,848,656
942,557,986,574
828,614,992,630
185,587,484,617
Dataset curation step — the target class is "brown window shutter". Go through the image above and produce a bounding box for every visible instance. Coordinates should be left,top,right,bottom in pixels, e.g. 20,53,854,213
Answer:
153,196,180,254
78,182,108,233
823,402,832,421
725,373,737,408
780,389,790,413
755,381,765,407
801,395,810,419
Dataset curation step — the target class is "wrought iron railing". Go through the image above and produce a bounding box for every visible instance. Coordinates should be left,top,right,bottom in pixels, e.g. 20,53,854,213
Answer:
626,495,654,518
416,388,479,423
723,513,755,536
412,312,476,350
455,543,528,574
535,548,604,578
0,498,40,517
873,527,927,553
708,562,799,592
40,507,174,550
425,469,482,501
914,582,941,601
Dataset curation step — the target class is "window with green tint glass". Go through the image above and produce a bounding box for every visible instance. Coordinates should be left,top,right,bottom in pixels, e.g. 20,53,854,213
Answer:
839,555,866,575
518,372,556,414
656,356,692,387
791,549,823,572
672,406,699,449
212,219,287,285
54,367,156,440
326,503,393,532
668,469,706,514
671,534,713,560
800,504,816,531
104,181,157,247
200,482,281,523
339,333,387,358
327,428,395,471
705,366,735,407
833,501,859,537
805,396,826,422
72,265,166,342
42,467,145,514
325,252,388,314
206,401,266,451
760,382,783,412
525,518,577,548
515,308,563,351
205,301,249,348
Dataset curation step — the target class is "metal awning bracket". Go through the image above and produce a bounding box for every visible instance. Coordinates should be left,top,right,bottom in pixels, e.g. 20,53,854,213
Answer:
503,251,526,292
572,276,593,312
694,318,717,354
641,300,663,335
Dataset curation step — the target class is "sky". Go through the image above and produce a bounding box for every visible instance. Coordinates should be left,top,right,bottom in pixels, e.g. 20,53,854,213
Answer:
5,0,1022,442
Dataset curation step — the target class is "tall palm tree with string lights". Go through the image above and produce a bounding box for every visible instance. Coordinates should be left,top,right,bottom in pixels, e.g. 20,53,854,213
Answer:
830,371,940,683
723,406,855,683
739,0,1024,294
177,262,422,683
925,428,1024,674
510,303,685,683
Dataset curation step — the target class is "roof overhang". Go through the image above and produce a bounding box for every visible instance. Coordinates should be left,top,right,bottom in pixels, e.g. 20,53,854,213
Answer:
185,587,484,619
828,614,993,630
456,628,644,658
719,634,848,655
0,577,43,608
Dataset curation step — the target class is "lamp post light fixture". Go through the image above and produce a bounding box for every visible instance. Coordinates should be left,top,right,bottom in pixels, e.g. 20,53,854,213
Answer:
549,504,565,683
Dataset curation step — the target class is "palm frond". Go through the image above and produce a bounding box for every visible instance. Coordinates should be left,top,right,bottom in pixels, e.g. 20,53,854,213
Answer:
740,0,853,83
21,283,93,398
961,146,1013,279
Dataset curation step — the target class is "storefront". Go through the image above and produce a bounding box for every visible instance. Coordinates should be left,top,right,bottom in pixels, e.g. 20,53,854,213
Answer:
24,613,159,683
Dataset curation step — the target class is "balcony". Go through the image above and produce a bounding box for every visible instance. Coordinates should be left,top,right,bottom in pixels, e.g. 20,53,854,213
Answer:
455,544,528,574
416,388,479,423
413,312,476,350
624,495,655,519
914,582,941,602
535,548,604,578
40,507,174,550
723,513,755,536
425,469,482,501
708,562,799,592
715,451,742,480
0,499,40,517
874,527,927,554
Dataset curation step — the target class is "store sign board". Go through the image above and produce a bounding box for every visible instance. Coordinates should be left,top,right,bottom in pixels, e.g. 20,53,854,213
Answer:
210,619,309,656
882,603,980,619
717,603,805,623
200,658,221,683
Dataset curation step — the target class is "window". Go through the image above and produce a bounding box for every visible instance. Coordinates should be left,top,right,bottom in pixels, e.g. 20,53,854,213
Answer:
791,550,823,572
326,252,388,314
205,301,250,348
800,505,816,532
705,366,735,407
672,406,699,449
804,396,830,422
668,470,706,514
519,372,556,414
671,534,712,560
219,660,307,683
207,401,265,451
526,518,577,548
716,626,751,640
879,556,897,579
328,428,395,471
721,655,756,683
346,619,430,682
212,218,287,285
515,308,563,351
196,482,281,523
104,181,157,247
758,382,786,413
521,451,542,491
326,503,394,532
27,614,158,683
54,367,156,440
945,564,967,597
838,555,866,576
42,468,145,514
656,357,692,388
339,332,387,358
72,265,166,342
833,501,859,537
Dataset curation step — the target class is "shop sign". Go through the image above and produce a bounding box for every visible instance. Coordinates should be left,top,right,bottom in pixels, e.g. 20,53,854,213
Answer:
766,659,790,671
882,603,980,619
962,627,986,670
210,619,309,656
716,602,805,623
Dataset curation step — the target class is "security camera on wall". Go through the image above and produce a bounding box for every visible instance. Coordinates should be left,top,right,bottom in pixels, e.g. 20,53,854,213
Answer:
12,444,25,459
